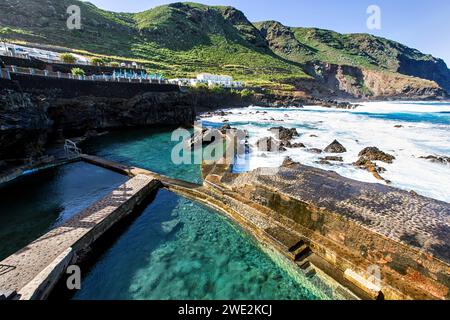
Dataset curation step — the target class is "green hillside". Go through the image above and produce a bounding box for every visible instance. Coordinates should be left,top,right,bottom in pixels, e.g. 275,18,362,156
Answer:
0,0,309,87
255,21,450,91
0,0,449,92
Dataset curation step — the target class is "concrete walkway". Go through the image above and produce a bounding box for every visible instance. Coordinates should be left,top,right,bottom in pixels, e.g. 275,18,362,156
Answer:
0,174,158,299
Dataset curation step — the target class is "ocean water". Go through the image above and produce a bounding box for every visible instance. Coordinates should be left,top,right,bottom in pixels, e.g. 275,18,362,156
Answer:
202,102,450,203
0,162,127,260
73,189,345,300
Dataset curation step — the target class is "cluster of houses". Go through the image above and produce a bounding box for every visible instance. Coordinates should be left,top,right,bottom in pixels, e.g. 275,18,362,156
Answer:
0,42,142,69
169,73,244,88
0,42,89,64
1,42,244,88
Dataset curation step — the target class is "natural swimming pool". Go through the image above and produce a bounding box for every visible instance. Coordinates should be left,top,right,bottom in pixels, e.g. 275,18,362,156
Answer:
74,128,348,300
0,127,348,300
0,161,127,260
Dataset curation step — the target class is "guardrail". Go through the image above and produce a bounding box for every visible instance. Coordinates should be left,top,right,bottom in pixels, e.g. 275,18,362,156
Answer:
64,139,82,158
2,65,170,85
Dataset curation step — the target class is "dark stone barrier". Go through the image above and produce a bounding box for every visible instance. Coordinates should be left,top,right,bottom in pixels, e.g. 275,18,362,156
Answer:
10,73,179,99
0,56,46,70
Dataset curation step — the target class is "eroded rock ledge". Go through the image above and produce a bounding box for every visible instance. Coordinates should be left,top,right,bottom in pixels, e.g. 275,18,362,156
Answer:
202,161,450,300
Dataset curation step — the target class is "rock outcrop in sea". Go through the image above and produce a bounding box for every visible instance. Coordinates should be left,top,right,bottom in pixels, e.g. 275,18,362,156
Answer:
324,140,347,153
353,147,396,182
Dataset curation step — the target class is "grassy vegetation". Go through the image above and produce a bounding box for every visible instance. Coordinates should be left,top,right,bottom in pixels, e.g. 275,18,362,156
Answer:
255,21,441,73
60,53,77,64
71,67,85,76
0,0,447,91
0,0,309,88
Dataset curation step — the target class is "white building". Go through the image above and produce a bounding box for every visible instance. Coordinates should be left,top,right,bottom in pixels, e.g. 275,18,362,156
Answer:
196,73,243,88
0,42,89,64
170,73,244,88
169,78,198,86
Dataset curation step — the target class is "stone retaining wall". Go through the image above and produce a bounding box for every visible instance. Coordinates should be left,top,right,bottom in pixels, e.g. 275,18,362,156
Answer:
10,73,178,99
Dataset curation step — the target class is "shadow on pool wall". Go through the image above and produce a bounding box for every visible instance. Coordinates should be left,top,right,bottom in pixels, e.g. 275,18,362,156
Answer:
0,161,128,260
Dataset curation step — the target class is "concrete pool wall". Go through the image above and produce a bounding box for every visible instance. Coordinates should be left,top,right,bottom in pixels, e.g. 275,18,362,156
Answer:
0,167,160,300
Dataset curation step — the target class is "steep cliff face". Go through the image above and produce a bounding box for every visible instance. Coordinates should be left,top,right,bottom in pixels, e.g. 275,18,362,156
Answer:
398,56,450,92
256,21,450,98
48,92,196,137
0,86,197,163
285,62,446,100
0,87,52,160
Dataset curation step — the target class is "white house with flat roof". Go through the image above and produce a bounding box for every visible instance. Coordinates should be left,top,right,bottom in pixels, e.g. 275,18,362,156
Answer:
169,73,244,88
198,73,244,88
0,42,90,64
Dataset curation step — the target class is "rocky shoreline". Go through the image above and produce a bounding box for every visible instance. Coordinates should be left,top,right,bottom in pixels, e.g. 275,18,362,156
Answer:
0,81,355,169
0,78,448,179
202,156,450,300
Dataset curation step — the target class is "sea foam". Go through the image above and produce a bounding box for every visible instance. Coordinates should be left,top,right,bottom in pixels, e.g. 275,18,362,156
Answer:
202,102,450,203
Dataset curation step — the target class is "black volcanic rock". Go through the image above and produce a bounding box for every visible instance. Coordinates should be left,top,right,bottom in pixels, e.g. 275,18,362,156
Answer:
358,147,396,164
321,156,343,162
256,137,286,152
324,140,347,153
291,142,306,148
269,126,299,142
419,155,450,165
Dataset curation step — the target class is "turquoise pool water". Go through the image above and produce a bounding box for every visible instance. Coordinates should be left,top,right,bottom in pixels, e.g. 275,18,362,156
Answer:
83,127,203,184
0,162,127,260
73,189,341,300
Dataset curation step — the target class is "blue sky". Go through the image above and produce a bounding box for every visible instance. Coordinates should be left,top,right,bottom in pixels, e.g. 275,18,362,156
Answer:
84,0,450,65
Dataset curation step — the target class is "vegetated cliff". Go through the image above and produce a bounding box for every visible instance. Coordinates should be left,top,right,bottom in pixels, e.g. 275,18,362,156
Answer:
255,21,450,99
1,1,449,98
290,62,447,100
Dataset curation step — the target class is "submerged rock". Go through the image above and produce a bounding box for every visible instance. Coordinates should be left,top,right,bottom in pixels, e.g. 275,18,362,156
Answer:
307,148,323,154
290,142,306,148
316,159,332,165
321,156,344,162
419,155,450,165
161,219,181,235
324,140,347,153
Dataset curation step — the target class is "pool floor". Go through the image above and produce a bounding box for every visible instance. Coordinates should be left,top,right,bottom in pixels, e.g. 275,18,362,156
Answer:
0,161,128,260
73,189,343,300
